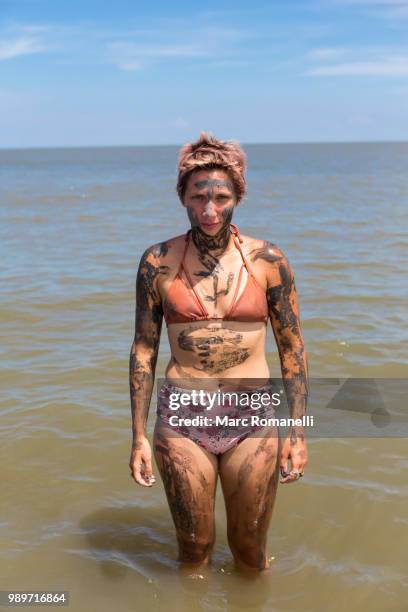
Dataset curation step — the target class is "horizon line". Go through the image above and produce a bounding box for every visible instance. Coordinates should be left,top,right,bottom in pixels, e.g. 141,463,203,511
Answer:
1,139,408,152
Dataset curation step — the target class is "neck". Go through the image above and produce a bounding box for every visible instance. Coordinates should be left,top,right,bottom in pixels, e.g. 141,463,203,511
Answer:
191,224,232,254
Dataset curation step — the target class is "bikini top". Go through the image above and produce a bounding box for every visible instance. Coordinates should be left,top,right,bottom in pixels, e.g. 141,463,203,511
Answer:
163,224,269,326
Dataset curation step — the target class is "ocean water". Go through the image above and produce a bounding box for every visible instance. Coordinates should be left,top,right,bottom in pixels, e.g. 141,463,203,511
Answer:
1,143,408,611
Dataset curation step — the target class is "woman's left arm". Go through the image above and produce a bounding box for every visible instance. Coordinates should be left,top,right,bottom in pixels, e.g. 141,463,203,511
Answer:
266,248,309,484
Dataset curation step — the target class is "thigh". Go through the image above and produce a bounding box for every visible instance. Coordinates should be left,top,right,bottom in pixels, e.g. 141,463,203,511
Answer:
219,427,280,538
153,418,219,536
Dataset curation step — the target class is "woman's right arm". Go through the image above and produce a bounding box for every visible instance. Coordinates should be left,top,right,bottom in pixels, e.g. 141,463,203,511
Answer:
129,245,164,487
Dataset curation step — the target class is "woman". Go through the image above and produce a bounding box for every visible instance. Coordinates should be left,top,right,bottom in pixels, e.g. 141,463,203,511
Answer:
129,133,309,572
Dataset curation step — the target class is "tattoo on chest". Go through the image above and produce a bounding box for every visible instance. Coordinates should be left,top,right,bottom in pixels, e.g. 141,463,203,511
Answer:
193,247,234,307
196,264,235,306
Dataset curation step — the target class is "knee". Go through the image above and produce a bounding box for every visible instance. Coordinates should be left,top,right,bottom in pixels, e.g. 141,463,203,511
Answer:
228,527,267,570
177,531,214,564
229,541,268,569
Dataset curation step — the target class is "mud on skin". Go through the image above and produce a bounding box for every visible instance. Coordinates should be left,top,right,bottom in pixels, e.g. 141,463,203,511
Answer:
154,432,214,563
130,243,169,436
177,327,250,374
224,437,279,568
265,249,309,425
187,204,236,308
248,241,282,265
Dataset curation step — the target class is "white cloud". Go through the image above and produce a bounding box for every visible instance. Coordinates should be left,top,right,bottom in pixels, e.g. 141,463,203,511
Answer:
0,20,250,71
306,47,348,60
0,36,45,60
107,41,209,71
108,41,207,60
333,0,408,18
306,55,408,75
115,60,144,72
18,24,51,35
204,59,251,68
106,26,250,71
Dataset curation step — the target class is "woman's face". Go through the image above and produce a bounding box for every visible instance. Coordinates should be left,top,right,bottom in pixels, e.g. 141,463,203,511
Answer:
182,169,237,235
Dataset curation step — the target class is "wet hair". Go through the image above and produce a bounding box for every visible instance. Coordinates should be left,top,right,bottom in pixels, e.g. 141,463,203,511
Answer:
176,132,247,203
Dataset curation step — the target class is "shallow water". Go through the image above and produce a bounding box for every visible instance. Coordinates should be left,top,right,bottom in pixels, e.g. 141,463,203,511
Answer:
1,143,408,611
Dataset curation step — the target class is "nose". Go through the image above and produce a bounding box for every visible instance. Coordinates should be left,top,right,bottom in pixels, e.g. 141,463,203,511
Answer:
203,200,217,218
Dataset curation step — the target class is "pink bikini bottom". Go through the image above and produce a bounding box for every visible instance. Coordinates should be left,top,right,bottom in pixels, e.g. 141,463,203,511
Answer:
156,380,278,456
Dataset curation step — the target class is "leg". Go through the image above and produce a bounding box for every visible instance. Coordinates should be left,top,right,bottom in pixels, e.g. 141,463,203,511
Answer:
153,418,219,568
219,426,280,572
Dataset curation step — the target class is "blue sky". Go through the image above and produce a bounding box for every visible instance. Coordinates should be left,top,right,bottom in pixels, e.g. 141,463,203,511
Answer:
1,0,408,148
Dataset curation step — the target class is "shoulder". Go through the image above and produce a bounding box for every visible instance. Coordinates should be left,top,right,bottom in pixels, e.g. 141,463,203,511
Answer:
137,234,187,292
139,233,186,266
240,235,287,265
240,235,294,286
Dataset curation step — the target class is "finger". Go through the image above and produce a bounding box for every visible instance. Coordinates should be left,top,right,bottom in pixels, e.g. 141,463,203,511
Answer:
280,474,294,484
136,459,156,487
280,469,295,483
142,458,155,483
280,451,289,477
280,475,297,484
290,461,306,477
280,466,290,479
141,473,156,485
131,462,154,487
139,460,156,486
132,471,153,487
280,470,303,485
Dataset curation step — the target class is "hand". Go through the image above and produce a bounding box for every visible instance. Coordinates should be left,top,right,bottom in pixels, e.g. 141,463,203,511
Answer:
280,429,307,484
129,437,156,487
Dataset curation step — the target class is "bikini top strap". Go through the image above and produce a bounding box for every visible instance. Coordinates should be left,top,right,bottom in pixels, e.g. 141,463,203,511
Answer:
230,223,243,243
177,230,191,276
230,224,256,277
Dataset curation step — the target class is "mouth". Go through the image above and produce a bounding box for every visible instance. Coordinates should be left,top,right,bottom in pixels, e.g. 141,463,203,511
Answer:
201,222,221,230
